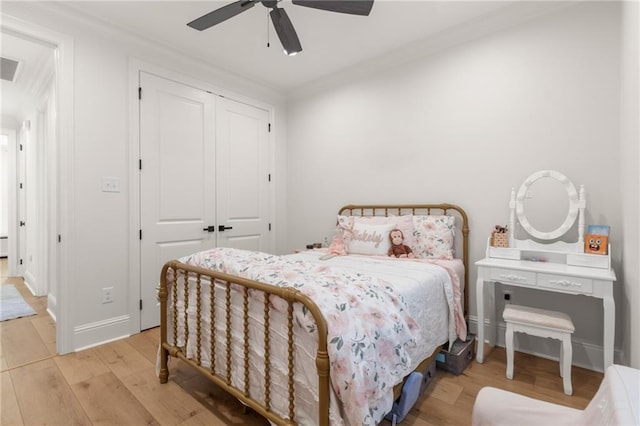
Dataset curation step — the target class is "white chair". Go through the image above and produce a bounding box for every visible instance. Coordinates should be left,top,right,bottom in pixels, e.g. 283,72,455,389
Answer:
503,304,575,395
472,364,640,426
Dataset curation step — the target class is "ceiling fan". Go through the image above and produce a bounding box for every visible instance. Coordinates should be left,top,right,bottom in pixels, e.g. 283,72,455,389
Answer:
187,0,374,56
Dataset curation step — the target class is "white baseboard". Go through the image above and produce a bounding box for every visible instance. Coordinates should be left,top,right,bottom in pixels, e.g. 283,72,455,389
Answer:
73,315,131,352
23,274,36,295
468,315,621,373
47,293,57,321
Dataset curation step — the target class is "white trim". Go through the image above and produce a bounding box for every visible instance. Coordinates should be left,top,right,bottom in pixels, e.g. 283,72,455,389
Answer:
47,293,57,320
1,13,75,355
46,307,57,322
73,315,131,351
128,58,276,335
127,59,141,336
23,271,36,295
1,127,18,275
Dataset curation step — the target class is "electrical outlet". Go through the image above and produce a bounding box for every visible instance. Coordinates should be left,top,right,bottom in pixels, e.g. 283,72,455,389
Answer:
102,287,114,304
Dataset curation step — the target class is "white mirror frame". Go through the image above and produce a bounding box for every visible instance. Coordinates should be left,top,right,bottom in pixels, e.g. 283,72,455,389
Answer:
515,170,580,240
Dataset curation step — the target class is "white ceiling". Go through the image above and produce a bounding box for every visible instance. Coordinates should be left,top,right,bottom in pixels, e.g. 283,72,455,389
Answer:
0,31,55,122
1,0,573,114
58,0,541,93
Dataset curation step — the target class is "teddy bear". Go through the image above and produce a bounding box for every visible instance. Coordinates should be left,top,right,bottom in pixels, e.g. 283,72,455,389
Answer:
388,229,415,258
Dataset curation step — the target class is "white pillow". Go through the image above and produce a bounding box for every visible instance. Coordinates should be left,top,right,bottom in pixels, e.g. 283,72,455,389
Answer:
347,222,395,256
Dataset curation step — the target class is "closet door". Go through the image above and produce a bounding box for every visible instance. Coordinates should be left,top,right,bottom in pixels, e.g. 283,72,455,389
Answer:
139,72,215,330
215,97,270,252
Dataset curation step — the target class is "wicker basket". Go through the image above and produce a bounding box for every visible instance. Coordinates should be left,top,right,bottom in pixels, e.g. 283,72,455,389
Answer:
491,232,509,248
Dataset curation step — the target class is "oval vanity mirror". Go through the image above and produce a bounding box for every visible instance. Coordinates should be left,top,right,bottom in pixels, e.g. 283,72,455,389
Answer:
515,170,579,240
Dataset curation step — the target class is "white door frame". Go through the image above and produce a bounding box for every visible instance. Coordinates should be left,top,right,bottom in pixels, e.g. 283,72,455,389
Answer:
1,127,18,274
1,14,75,354
128,59,276,334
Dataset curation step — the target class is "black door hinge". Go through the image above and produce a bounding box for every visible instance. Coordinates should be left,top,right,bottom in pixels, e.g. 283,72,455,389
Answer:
139,159,142,170
19,144,23,151
268,123,271,133
19,183,23,189
268,174,271,182
139,229,142,240
19,259,23,265
58,235,61,243
138,87,142,100
139,299,143,310
268,223,272,231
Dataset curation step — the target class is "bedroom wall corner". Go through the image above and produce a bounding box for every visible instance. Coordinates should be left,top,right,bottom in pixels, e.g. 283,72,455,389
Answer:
619,0,640,369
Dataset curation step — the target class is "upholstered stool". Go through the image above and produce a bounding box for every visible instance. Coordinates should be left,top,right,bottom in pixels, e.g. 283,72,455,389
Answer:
503,304,575,395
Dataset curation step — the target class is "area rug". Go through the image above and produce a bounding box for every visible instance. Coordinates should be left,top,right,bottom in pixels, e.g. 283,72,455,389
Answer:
0,285,36,321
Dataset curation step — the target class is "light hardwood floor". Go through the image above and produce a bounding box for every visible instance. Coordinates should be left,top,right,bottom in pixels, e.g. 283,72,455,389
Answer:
1,258,603,425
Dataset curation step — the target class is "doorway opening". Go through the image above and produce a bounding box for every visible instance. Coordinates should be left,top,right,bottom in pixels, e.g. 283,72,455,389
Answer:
1,15,74,354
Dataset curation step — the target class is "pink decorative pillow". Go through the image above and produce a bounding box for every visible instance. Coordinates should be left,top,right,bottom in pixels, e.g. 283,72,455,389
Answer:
412,215,455,260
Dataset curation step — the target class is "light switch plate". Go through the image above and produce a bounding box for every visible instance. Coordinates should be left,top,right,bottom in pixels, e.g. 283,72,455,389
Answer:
102,176,120,193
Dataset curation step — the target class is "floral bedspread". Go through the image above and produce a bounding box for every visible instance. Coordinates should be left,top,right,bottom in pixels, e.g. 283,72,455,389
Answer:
179,247,443,425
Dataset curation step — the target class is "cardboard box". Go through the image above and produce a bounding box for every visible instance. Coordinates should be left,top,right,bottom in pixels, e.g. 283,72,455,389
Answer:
436,334,476,375
584,234,608,255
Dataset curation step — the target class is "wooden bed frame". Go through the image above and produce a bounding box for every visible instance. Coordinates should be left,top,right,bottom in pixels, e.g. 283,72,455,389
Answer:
158,203,469,426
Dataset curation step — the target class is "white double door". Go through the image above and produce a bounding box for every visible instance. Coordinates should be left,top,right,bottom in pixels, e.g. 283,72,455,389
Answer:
139,72,271,330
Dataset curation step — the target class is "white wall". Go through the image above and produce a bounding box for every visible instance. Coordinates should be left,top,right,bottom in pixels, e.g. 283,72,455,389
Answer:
0,136,8,238
2,2,288,351
619,0,640,369
0,135,8,260
287,2,628,369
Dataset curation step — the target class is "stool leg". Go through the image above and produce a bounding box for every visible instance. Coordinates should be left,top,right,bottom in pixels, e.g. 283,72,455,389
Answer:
506,323,514,380
562,335,572,396
559,343,564,378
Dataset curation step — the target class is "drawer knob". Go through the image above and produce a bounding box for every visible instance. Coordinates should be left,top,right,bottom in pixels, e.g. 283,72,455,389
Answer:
549,279,581,287
499,273,527,281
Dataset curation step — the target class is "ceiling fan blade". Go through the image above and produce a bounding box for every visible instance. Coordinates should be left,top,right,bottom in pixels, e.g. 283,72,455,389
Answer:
270,8,302,55
187,1,256,31
291,0,373,16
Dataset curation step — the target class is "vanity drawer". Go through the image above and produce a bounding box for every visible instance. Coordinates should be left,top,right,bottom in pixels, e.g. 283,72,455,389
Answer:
490,268,536,285
537,273,593,294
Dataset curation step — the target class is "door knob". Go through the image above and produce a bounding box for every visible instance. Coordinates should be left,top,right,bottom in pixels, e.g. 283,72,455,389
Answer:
218,225,233,232
19,221,25,227
202,225,216,232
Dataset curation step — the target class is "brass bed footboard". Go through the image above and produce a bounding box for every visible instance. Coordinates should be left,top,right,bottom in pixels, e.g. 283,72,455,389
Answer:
158,261,330,426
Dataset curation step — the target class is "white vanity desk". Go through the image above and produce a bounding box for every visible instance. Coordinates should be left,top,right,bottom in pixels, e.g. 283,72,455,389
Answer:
475,170,617,371
475,257,616,369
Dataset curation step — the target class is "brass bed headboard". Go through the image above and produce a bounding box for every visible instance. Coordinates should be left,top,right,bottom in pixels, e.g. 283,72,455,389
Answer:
337,203,470,318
